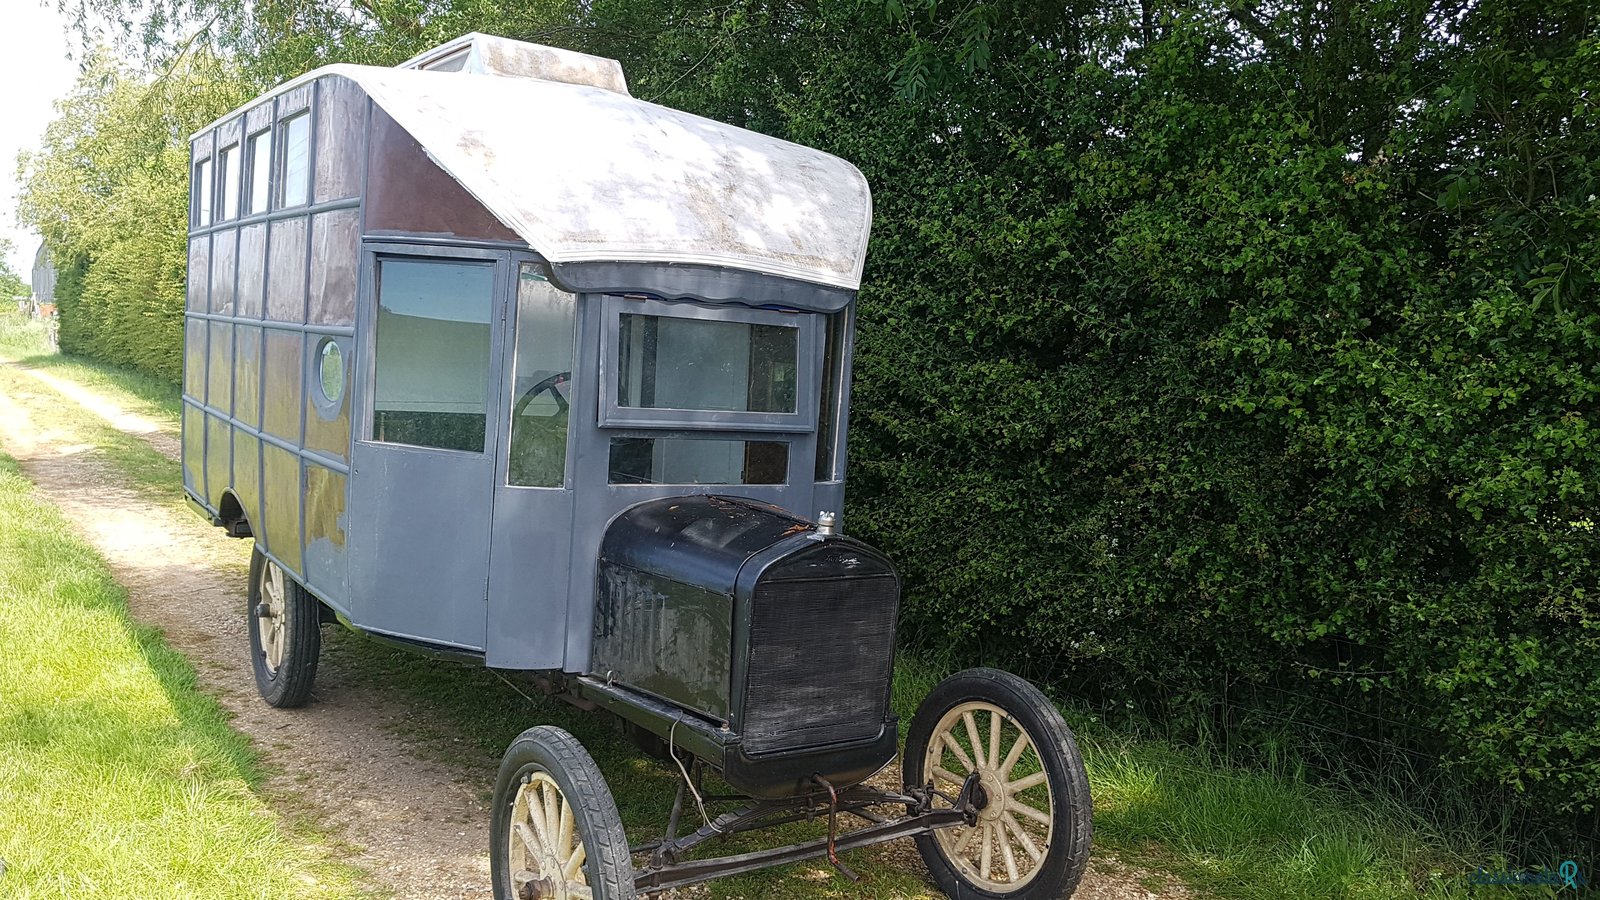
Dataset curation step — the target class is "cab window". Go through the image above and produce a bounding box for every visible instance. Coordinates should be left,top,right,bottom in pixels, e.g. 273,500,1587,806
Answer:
507,265,576,487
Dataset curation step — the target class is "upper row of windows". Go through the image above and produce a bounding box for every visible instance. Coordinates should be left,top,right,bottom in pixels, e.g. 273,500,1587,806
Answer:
192,111,312,228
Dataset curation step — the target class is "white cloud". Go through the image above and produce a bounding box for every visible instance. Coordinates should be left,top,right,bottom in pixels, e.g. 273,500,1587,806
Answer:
0,2,82,278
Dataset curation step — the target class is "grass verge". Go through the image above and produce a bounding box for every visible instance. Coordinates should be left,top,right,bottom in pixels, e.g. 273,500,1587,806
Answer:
0,453,363,899
0,314,180,430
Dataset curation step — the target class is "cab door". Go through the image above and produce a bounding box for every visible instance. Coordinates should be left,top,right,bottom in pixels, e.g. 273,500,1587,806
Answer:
348,245,509,652
484,258,580,669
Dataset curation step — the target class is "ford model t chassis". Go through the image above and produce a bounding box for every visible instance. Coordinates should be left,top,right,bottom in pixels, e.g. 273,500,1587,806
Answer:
251,497,1093,899
184,33,1091,899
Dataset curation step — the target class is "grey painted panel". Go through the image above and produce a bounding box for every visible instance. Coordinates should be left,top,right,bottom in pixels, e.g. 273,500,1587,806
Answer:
261,328,303,442
302,462,349,609
209,227,237,315
280,82,312,117
237,223,267,319
244,101,273,135
552,261,853,313
484,484,573,668
187,237,210,312
182,402,205,498
262,442,303,574
216,115,243,153
205,414,232,507
234,324,263,429
314,76,364,204
266,216,308,322
231,429,262,529
309,208,359,325
206,321,233,416
303,332,351,460
349,442,492,649
183,318,207,400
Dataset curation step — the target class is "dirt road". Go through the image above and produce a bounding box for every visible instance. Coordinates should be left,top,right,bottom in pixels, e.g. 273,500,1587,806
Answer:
0,359,1185,900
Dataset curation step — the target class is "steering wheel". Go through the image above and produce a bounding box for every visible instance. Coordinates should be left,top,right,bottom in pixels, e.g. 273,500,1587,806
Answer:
513,371,571,420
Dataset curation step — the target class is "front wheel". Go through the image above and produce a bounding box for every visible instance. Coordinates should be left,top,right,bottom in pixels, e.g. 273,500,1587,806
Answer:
491,726,636,900
904,668,1093,899
246,545,321,708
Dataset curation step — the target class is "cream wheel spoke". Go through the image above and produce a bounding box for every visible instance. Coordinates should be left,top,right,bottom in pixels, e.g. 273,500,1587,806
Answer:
979,822,994,880
962,712,986,768
931,765,966,787
942,732,977,774
535,783,552,846
999,819,1020,882
545,783,561,855
952,825,977,855
514,821,542,856
568,885,594,900
1004,812,1044,863
999,730,1032,779
988,711,1003,775
564,842,587,881
1008,770,1048,795
557,798,575,869
1011,798,1052,827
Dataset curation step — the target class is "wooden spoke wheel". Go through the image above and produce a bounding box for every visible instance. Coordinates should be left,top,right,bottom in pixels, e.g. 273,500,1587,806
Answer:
491,727,635,900
246,545,320,708
905,668,1093,899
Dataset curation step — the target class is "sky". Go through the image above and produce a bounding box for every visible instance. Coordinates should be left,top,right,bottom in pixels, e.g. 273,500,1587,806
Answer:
0,2,83,282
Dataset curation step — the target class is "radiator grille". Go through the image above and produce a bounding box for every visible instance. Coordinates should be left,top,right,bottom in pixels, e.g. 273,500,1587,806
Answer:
741,572,899,755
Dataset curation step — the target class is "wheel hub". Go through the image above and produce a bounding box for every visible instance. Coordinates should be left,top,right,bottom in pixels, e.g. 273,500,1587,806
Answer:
255,560,287,673
975,771,1006,823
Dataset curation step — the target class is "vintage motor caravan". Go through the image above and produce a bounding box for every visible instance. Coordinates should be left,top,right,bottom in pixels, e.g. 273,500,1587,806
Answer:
183,33,1091,900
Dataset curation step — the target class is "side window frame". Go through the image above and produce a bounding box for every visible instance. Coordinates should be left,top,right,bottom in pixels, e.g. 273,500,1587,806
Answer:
245,127,273,216
192,155,214,228
357,244,508,456
218,142,241,221
277,110,312,209
597,294,819,434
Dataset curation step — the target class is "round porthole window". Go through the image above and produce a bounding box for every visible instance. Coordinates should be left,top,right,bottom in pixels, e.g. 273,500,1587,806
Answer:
317,339,344,404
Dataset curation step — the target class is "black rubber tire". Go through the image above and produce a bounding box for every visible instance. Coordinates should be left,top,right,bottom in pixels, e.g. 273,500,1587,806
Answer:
246,544,321,708
904,668,1093,900
491,726,636,900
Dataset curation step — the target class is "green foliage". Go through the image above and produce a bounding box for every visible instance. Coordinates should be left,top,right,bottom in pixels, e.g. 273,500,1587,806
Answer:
15,50,246,381
0,238,29,302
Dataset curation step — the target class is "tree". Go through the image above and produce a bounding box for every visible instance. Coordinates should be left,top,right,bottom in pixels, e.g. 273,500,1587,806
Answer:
14,49,246,378
0,238,28,302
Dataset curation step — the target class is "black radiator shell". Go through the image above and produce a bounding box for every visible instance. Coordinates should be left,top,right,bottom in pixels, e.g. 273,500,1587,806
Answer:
592,495,901,785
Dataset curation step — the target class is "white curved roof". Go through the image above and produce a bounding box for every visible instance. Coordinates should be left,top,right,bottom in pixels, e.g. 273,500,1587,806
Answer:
208,58,873,291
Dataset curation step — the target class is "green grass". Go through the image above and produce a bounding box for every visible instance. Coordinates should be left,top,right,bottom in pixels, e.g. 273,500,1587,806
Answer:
0,314,181,430
0,454,363,899
0,310,1534,900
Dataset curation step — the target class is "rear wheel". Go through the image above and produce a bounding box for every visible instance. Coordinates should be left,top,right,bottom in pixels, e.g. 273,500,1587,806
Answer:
246,545,321,708
905,668,1092,899
491,726,636,900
